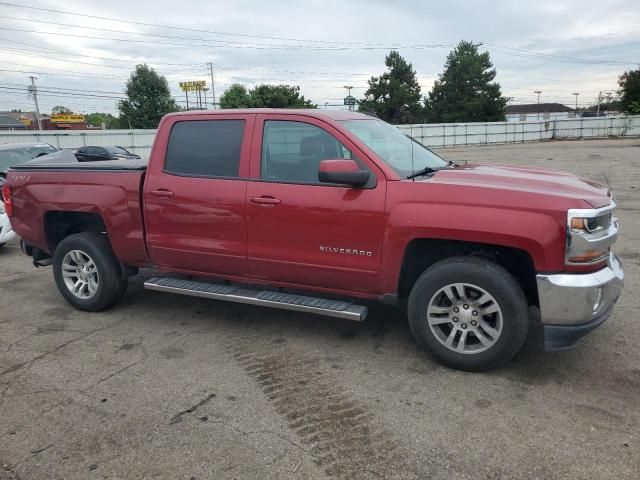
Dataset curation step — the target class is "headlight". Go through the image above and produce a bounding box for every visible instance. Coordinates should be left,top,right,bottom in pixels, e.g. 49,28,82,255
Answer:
566,203,618,266
569,214,611,233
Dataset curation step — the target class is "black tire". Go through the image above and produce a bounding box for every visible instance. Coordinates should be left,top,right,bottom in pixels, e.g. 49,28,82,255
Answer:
52,232,128,312
408,256,528,372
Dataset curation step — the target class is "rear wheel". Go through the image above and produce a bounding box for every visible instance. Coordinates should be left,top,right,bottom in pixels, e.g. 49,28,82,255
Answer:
408,256,528,371
53,232,127,311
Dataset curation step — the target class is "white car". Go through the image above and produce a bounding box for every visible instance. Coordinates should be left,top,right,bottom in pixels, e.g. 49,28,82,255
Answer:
0,200,16,247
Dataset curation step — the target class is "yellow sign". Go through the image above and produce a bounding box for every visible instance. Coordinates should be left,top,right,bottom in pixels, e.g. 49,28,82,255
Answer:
51,114,85,123
179,80,206,92
19,119,32,126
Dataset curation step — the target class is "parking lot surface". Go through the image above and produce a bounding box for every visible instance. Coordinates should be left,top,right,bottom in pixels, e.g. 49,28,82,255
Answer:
1,138,638,479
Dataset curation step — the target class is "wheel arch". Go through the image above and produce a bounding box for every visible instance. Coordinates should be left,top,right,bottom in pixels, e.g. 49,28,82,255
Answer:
44,211,107,253
397,238,539,308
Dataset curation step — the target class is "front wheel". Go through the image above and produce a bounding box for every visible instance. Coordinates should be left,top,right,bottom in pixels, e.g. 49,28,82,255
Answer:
53,232,128,312
408,256,528,371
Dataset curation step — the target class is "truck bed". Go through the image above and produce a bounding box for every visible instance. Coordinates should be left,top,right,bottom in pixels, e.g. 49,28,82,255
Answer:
6,159,150,266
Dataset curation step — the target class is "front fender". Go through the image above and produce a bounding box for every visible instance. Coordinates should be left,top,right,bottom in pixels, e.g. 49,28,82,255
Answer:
380,202,566,294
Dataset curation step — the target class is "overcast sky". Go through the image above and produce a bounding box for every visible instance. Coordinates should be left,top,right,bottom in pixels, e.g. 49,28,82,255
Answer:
0,0,638,115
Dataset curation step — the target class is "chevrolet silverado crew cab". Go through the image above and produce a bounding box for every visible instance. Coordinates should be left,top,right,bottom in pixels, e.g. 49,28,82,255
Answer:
2,109,624,371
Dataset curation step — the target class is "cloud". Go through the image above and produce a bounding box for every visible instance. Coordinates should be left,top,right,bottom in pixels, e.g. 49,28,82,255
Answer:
0,0,637,114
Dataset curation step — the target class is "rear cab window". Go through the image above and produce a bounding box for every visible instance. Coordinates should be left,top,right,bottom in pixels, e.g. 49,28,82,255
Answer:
164,119,245,178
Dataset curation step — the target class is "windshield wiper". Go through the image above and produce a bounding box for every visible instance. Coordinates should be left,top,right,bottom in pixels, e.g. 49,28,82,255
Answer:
407,161,458,179
406,166,439,179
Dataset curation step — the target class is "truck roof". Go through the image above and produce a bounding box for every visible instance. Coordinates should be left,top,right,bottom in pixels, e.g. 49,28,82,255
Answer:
163,109,375,121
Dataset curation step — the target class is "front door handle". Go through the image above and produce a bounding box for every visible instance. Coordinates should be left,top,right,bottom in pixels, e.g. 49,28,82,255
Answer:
150,189,174,197
251,196,281,205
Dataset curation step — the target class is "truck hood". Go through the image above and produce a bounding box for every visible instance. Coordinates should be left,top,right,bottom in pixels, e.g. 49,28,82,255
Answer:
429,163,611,208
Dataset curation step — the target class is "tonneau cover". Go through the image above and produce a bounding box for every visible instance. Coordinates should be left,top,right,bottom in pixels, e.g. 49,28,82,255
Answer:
10,158,148,171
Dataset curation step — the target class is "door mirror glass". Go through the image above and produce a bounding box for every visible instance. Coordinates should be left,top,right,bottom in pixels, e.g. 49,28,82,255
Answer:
318,159,370,187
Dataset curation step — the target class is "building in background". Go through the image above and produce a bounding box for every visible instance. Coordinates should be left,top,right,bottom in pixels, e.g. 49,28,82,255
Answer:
0,111,43,129
0,111,100,130
506,103,575,122
41,113,92,130
0,114,28,130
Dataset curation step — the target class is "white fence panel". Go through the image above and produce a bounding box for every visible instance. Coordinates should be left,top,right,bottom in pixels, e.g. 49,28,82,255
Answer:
0,116,638,154
399,115,639,147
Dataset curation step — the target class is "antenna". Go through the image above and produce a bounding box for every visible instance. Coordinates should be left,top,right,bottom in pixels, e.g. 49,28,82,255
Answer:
410,123,415,181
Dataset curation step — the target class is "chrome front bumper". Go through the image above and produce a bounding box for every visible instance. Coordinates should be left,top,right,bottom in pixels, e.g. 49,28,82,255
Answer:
536,253,624,349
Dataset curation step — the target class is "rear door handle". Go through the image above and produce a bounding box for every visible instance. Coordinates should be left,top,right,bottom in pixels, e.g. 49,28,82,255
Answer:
150,189,174,197
251,196,281,205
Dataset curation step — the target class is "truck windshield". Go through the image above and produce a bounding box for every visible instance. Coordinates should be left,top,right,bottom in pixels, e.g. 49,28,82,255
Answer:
340,119,448,177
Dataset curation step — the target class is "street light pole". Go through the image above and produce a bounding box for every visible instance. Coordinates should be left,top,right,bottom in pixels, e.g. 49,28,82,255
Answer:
534,90,542,120
344,85,353,111
572,92,580,116
208,62,216,109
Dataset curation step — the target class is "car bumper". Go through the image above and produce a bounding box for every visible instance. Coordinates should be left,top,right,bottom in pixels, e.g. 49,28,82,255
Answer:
0,212,16,244
536,253,624,350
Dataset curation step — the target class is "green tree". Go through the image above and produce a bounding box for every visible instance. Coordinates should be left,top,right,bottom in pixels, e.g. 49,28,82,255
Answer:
618,68,640,114
425,40,506,123
219,84,252,108
249,85,315,108
220,84,316,109
118,64,180,128
85,112,121,129
51,105,72,114
358,50,423,124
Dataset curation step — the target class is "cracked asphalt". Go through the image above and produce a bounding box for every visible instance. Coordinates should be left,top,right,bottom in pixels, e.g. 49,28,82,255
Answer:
1,138,639,479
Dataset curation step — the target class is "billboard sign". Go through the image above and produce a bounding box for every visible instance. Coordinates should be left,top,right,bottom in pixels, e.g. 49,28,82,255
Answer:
179,80,206,92
50,114,85,123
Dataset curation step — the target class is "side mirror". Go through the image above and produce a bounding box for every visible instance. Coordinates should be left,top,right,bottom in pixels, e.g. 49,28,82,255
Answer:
318,159,370,187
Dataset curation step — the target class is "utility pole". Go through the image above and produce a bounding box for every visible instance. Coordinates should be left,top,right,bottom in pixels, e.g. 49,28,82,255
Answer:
344,85,353,111
572,92,580,116
28,76,42,130
597,91,602,116
208,62,216,109
534,90,542,120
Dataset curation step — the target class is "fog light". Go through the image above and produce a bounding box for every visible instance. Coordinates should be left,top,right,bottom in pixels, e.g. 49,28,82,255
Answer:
593,287,603,313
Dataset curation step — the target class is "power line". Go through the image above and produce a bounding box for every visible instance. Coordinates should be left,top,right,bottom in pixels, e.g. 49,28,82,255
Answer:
1,2,635,64
485,42,636,66
0,31,626,84
0,36,205,67
0,25,451,51
0,1,449,47
0,48,206,73
0,15,446,51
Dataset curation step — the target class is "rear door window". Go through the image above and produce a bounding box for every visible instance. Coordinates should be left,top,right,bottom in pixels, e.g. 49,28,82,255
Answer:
165,120,245,178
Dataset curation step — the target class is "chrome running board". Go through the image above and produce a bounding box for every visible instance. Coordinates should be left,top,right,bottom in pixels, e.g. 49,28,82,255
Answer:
144,277,368,322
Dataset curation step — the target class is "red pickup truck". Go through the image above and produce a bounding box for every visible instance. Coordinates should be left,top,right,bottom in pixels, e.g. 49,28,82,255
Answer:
2,109,624,371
